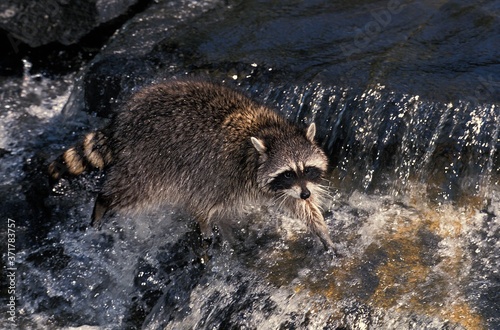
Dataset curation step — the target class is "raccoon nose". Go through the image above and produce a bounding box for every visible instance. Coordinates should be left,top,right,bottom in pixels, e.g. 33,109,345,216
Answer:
300,188,311,200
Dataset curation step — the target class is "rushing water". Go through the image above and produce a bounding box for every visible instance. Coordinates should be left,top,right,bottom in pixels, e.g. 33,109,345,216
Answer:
1,0,500,329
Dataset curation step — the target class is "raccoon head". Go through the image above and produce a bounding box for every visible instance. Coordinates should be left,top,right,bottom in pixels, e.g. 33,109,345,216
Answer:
251,123,329,203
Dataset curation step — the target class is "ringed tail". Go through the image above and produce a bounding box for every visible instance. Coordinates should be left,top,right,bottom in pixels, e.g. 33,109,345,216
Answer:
48,131,113,181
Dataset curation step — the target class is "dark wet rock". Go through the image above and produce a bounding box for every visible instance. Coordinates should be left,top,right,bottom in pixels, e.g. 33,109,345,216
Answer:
25,244,71,272
79,0,500,120
83,56,157,117
0,0,139,47
0,148,10,157
0,0,156,76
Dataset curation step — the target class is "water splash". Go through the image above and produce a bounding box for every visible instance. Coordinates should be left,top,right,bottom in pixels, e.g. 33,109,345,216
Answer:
255,82,500,206
1,72,499,329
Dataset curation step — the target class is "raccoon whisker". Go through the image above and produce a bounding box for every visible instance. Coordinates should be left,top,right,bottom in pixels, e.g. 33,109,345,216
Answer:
309,187,327,198
319,179,340,191
317,189,334,201
280,196,294,211
315,182,332,192
313,184,333,199
273,192,290,210
319,177,332,186
316,200,331,212
271,192,285,204
313,185,330,194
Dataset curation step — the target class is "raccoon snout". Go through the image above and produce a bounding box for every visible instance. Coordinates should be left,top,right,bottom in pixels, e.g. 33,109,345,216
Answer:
300,188,311,200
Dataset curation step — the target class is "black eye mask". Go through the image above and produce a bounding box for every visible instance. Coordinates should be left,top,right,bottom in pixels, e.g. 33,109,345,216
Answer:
269,166,323,191
269,170,297,191
303,166,322,182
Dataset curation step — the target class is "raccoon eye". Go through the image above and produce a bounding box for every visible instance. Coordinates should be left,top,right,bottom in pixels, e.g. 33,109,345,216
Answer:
303,166,322,181
269,170,296,191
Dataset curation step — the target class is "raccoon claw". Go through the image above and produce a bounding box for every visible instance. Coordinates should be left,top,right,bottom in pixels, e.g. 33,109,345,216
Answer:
200,237,213,265
317,233,337,254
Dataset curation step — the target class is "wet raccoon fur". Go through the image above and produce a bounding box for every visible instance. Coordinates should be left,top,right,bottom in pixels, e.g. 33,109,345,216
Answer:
49,80,334,249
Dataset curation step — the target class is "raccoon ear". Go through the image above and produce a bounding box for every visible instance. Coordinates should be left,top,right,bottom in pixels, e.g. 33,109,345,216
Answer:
251,137,267,154
306,122,316,142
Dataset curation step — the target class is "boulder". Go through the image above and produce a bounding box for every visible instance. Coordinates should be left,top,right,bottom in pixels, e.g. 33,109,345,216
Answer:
0,0,138,47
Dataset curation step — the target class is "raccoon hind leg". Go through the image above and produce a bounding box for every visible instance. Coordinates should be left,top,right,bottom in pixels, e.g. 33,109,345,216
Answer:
91,193,112,229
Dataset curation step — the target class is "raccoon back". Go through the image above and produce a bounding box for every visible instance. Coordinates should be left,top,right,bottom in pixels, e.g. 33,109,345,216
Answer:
100,81,276,214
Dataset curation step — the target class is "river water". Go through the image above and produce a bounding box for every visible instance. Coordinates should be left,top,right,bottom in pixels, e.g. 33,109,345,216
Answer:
1,0,499,329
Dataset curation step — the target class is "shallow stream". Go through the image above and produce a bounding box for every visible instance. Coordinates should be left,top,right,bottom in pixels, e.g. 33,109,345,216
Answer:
1,0,499,329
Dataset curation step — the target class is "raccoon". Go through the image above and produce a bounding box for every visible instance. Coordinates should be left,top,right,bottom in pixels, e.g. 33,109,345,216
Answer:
49,80,334,249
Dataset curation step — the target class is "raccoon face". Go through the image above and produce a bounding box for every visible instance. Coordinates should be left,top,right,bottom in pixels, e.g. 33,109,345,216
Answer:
268,165,324,200
251,123,328,202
